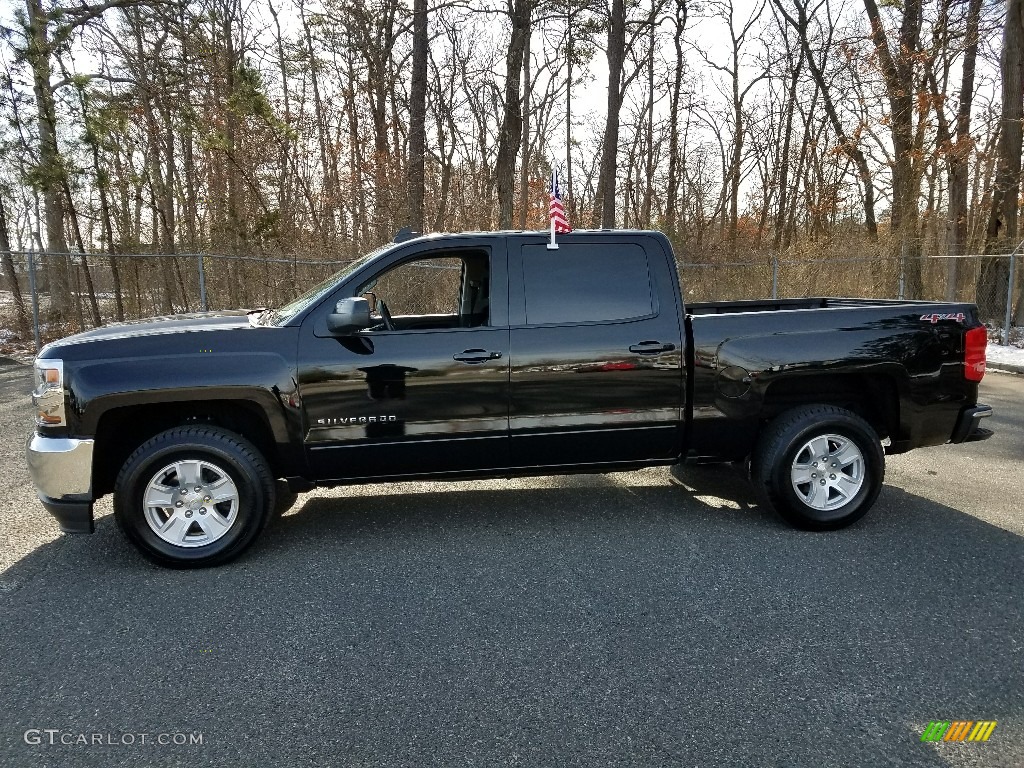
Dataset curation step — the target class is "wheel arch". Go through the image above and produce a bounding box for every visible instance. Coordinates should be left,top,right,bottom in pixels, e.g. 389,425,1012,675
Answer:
759,372,900,441
93,399,283,497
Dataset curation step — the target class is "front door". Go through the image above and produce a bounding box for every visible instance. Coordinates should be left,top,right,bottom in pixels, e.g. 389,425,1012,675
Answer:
298,244,510,480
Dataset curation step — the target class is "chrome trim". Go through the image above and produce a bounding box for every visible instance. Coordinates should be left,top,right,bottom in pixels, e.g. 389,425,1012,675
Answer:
26,434,94,499
307,415,510,442
309,409,682,443
510,408,681,430
308,423,678,450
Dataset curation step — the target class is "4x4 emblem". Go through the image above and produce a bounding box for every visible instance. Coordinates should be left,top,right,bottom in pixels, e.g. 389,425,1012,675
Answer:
920,312,966,324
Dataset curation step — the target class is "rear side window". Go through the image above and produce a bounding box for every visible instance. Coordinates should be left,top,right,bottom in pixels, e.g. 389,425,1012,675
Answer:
521,243,655,325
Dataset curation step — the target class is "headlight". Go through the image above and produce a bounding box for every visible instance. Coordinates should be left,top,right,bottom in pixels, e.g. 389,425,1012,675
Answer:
33,358,65,426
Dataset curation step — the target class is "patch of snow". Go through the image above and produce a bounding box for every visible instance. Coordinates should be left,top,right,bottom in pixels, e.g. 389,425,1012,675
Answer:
987,341,1024,369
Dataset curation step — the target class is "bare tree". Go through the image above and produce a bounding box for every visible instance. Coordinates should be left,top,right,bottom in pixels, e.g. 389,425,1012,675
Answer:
592,0,625,228
980,0,1023,320
0,0,1013,337
593,0,664,228
861,0,926,297
407,0,428,232
23,0,72,323
926,0,982,299
696,0,766,252
773,0,879,244
663,0,688,239
494,0,532,229
0,196,30,338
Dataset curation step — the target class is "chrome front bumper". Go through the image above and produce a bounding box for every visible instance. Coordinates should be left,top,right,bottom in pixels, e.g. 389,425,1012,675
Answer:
26,434,96,534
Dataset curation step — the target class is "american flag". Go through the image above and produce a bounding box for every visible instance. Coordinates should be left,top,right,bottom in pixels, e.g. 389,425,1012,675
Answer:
549,171,572,234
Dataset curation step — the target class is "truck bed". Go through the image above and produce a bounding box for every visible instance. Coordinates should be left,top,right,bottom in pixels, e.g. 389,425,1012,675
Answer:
684,295,984,461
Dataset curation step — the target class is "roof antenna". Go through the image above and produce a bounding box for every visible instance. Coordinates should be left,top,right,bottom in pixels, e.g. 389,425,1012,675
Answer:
394,227,420,243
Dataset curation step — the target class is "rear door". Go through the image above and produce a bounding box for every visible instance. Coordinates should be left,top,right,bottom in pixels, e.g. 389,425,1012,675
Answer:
507,234,684,468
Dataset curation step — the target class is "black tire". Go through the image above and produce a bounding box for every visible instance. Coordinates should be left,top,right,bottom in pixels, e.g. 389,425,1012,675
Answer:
114,426,276,568
751,405,884,531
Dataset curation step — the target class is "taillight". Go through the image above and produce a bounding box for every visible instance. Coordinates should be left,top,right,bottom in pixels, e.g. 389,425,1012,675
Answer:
964,326,987,382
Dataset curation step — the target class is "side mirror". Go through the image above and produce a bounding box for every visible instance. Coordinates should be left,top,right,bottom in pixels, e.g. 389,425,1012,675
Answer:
326,297,370,335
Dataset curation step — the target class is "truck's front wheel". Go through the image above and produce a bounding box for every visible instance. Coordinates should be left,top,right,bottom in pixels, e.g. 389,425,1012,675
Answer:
114,426,275,568
752,405,884,530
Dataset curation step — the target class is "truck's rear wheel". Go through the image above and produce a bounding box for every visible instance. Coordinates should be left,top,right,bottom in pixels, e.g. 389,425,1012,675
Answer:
752,405,884,530
114,426,275,568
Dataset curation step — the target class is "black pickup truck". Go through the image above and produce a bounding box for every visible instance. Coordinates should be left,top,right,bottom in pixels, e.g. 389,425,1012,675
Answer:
27,230,993,567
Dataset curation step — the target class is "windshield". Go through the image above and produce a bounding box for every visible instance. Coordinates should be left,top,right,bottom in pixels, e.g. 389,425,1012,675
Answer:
263,244,394,326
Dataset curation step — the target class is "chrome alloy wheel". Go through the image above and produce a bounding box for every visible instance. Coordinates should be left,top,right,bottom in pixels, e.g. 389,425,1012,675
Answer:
142,460,239,547
790,433,866,512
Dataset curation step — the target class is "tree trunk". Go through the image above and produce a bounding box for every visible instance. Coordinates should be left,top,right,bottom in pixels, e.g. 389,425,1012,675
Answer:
728,54,742,252
664,0,686,238
774,42,802,251
863,0,924,297
61,174,101,327
0,197,30,339
25,0,72,324
636,19,653,227
773,0,878,244
593,0,626,228
364,0,399,242
941,0,982,299
565,1,575,223
301,5,338,249
407,0,428,232
135,9,176,314
495,0,531,229
77,81,125,321
518,29,532,229
980,0,1023,321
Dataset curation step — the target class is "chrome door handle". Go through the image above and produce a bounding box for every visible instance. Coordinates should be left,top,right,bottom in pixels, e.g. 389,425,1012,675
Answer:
453,349,501,364
629,341,675,354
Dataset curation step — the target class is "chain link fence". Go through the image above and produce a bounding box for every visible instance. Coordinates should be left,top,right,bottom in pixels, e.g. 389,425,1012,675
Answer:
1,246,1021,352
0,251,354,351
679,248,1020,345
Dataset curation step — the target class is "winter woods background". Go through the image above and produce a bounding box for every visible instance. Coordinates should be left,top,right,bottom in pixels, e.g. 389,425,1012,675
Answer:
0,0,1022,339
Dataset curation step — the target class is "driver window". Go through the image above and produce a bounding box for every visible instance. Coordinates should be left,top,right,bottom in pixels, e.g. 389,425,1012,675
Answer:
359,252,490,330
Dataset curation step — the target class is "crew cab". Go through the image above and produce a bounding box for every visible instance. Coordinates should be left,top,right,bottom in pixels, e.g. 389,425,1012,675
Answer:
27,230,993,567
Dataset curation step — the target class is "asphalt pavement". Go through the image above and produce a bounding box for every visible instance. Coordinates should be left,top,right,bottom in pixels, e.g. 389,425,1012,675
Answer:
1,358,1021,767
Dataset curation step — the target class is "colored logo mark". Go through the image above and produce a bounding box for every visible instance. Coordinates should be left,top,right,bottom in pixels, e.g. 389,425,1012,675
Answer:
921,720,997,742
